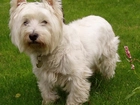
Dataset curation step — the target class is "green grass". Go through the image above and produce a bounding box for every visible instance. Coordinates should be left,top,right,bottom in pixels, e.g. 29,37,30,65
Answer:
0,0,140,105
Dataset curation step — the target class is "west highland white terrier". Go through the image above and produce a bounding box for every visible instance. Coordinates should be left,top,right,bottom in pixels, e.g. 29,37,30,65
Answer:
9,0,120,105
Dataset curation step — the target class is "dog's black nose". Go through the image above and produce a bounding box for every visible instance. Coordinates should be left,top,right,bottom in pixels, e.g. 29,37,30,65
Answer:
29,33,38,41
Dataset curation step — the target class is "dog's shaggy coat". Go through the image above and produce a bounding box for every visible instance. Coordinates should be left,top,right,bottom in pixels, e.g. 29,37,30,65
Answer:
9,0,120,105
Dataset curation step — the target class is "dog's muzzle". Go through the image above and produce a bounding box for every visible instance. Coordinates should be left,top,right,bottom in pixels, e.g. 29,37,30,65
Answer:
29,33,38,42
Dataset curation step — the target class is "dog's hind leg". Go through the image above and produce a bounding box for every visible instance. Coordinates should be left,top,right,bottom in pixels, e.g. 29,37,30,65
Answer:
99,53,119,79
99,37,120,79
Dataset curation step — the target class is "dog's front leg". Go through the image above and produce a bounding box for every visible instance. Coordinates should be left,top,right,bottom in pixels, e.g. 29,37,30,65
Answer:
66,76,91,105
38,80,59,105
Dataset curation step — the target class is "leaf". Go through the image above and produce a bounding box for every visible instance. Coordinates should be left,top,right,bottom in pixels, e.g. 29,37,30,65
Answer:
125,86,140,100
15,93,21,98
125,92,136,100
132,86,140,92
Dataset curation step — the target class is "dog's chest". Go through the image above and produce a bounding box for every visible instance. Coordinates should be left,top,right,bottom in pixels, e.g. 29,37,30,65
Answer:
40,52,71,75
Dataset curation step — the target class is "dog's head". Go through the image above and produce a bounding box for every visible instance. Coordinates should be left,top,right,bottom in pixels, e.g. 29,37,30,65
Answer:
9,0,63,55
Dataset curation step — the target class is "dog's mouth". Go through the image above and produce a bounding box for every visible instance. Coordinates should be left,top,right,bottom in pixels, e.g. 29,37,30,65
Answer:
28,41,46,48
24,33,46,49
29,41,40,45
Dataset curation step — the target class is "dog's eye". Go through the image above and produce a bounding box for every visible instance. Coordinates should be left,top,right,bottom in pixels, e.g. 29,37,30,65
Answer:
42,20,48,25
23,20,29,26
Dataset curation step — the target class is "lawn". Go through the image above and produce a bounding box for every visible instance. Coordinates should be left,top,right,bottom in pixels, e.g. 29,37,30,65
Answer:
0,0,140,105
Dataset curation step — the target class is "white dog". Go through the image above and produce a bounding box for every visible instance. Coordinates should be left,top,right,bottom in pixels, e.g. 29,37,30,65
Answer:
9,0,120,105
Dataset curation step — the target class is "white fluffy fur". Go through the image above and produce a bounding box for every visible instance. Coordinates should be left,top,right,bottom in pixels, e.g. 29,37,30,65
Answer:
9,0,120,105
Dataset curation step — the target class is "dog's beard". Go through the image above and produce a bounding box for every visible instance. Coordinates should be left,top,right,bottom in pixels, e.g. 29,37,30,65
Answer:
22,33,50,54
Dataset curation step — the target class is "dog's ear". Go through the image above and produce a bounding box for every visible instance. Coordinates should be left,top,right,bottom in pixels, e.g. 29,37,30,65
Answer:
46,0,53,6
10,0,27,7
10,0,27,13
42,0,54,6
17,0,27,6
42,0,62,8
42,0,63,20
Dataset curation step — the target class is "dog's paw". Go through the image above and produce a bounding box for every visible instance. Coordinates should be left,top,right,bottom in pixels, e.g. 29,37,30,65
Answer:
42,94,60,105
42,100,54,105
